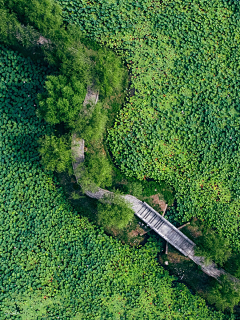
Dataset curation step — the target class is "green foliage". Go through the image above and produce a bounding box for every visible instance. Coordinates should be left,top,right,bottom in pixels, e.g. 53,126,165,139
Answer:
38,133,72,174
126,181,143,198
75,102,108,143
0,44,231,320
3,0,63,37
97,193,134,229
78,151,113,192
207,275,240,313
224,253,240,278
142,180,175,205
38,74,86,126
1,291,63,319
195,229,232,266
94,47,128,98
57,0,240,248
0,7,20,45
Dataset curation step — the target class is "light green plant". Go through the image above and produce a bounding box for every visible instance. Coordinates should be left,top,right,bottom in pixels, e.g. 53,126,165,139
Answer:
97,193,134,229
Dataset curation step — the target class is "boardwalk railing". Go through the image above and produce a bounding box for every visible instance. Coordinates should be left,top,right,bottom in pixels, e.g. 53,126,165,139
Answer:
130,199,195,256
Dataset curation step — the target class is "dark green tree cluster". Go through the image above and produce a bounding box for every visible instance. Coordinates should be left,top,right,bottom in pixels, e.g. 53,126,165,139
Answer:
192,227,240,312
195,229,232,266
207,276,240,313
38,134,72,174
77,152,113,193
0,0,127,188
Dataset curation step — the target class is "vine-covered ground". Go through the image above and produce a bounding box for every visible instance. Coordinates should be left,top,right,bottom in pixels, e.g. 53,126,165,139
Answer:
57,0,240,249
0,45,230,318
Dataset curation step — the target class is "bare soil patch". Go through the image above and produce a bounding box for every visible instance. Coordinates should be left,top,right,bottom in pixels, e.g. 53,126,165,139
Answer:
149,194,167,212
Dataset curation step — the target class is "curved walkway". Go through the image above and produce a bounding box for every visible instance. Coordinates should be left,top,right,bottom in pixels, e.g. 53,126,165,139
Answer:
71,88,239,283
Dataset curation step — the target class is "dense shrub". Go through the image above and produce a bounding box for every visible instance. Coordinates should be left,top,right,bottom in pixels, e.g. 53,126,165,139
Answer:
3,0,63,37
38,74,86,126
75,102,108,143
94,47,128,98
78,151,113,192
38,133,72,174
97,193,134,229
195,229,232,266
224,253,240,279
207,275,240,313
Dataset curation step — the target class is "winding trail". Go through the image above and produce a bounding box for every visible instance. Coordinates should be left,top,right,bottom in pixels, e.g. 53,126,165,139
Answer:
71,88,240,284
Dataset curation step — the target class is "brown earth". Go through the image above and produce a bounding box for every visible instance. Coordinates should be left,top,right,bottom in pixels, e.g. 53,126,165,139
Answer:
149,194,167,213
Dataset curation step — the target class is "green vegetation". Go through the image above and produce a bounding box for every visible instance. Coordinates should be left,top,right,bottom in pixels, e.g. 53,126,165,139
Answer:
195,229,232,266
57,0,240,248
97,193,134,230
38,74,86,126
38,133,72,174
224,253,240,279
0,45,229,319
76,102,108,143
78,151,113,192
207,275,240,313
2,0,240,316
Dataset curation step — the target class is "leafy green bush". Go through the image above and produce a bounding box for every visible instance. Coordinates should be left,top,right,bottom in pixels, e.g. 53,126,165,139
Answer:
195,229,232,266
38,74,86,126
38,133,72,174
207,275,240,312
78,152,112,192
3,0,63,37
97,193,134,229
126,181,143,198
94,47,128,98
75,102,108,143
224,253,240,279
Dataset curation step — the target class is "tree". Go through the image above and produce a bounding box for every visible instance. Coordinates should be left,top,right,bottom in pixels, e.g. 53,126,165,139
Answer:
97,193,134,230
38,75,86,127
38,134,72,174
224,253,240,278
74,102,108,144
94,47,128,98
3,0,63,38
195,229,232,266
77,152,112,192
207,275,240,312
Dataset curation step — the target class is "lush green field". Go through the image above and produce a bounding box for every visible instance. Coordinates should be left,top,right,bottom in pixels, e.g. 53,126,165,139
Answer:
0,44,230,318
56,0,240,249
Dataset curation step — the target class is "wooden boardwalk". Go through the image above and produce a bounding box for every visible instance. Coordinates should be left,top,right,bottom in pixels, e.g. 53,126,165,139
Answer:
123,195,195,257
71,136,195,257
71,88,240,284
72,137,240,283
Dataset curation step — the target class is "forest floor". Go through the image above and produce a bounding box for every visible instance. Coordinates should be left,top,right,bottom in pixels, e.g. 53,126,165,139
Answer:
158,241,214,301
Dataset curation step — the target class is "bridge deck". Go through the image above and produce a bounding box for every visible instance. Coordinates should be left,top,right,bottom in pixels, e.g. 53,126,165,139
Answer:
124,195,195,256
